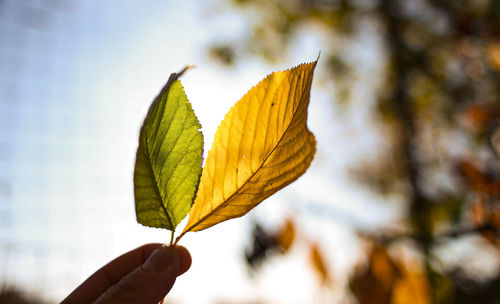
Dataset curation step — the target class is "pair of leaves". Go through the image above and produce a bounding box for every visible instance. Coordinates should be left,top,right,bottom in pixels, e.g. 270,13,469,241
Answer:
134,61,318,242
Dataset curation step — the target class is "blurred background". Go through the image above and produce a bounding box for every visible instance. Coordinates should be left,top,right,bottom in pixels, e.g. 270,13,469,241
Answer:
1,0,500,303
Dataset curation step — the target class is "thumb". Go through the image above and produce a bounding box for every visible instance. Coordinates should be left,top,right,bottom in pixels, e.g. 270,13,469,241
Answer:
94,245,180,304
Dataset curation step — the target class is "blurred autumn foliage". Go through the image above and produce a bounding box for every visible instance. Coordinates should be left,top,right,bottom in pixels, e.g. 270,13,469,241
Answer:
245,218,297,268
211,0,500,303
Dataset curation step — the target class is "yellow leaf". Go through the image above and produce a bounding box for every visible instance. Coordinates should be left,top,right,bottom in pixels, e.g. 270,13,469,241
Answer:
180,61,317,236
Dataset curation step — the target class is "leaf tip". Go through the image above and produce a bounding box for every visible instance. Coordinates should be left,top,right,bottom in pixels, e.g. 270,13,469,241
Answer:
174,65,196,79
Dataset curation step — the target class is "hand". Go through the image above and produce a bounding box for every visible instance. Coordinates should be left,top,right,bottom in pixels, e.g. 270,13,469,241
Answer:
62,243,191,304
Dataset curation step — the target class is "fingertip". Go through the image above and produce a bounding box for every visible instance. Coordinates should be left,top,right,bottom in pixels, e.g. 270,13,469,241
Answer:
173,245,191,275
140,243,165,261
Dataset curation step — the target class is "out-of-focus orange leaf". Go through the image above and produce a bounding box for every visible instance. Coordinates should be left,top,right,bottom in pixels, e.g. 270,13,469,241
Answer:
492,123,500,158
460,104,491,132
468,197,500,247
390,259,430,304
370,245,400,291
457,160,500,196
481,228,497,245
458,160,490,192
245,223,279,268
245,219,299,269
309,242,331,285
485,205,500,246
486,41,500,72
491,205,500,232
350,244,399,304
276,218,295,252
351,243,432,304
470,196,488,225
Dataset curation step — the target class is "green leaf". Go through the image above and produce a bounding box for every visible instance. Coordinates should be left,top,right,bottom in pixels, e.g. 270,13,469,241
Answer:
134,70,203,231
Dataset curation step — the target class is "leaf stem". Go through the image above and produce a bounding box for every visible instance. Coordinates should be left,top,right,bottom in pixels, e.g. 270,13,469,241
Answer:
173,232,183,245
170,230,175,246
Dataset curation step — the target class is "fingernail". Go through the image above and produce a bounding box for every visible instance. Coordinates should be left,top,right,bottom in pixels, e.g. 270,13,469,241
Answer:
142,245,178,274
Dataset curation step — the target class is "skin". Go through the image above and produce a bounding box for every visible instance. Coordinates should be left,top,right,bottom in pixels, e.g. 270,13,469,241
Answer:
62,243,191,304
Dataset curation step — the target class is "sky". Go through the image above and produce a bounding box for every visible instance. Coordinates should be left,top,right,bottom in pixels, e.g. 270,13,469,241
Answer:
0,0,400,303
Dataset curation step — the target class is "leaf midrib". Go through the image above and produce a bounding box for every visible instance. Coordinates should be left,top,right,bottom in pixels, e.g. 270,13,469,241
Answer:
143,125,175,230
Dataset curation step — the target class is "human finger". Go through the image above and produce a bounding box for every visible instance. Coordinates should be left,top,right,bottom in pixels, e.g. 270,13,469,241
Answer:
175,245,192,276
93,245,180,304
62,243,162,304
